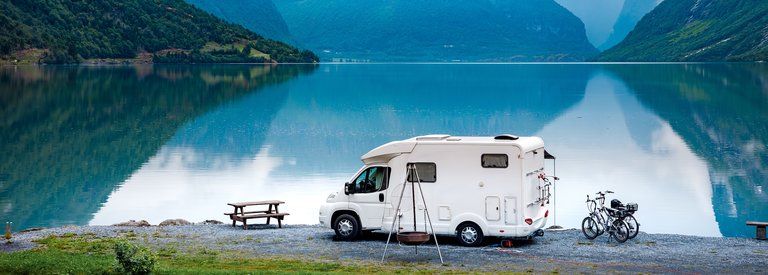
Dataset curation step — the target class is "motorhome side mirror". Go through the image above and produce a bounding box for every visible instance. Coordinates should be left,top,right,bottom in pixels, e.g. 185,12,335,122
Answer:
344,182,355,195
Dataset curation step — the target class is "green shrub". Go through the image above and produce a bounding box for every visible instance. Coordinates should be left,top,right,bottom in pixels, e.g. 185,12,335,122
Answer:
113,240,156,275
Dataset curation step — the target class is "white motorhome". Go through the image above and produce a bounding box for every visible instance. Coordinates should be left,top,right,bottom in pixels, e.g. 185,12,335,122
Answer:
318,134,556,246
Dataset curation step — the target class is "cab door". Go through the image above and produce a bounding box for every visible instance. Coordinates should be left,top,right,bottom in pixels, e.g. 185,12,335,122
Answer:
348,166,391,229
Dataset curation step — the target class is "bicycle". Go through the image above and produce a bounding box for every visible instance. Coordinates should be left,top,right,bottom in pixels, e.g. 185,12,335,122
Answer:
610,198,640,239
581,191,630,243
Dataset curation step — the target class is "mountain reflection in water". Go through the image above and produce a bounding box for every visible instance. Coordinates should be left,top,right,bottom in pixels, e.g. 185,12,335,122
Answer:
2,63,766,238
0,64,317,231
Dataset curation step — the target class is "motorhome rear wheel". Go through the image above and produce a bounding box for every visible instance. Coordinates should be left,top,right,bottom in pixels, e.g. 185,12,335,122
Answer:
456,222,484,246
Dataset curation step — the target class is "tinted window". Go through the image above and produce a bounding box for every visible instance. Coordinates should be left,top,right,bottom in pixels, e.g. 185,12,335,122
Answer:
407,163,436,182
482,154,508,168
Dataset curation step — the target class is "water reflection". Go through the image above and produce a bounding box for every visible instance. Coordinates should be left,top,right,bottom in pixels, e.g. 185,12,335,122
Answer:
92,64,592,225
91,64,768,237
0,64,316,231
604,63,768,237
540,71,718,236
5,63,766,237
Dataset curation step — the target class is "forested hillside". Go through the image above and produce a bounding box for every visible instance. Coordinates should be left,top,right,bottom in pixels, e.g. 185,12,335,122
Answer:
185,0,294,44
596,0,768,61
0,0,317,64
275,0,598,62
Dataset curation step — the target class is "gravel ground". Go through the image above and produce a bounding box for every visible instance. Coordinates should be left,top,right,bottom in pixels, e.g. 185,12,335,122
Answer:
3,224,767,274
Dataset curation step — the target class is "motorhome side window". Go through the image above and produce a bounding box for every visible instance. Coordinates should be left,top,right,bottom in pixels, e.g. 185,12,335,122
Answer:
481,154,508,168
352,166,391,193
406,163,436,182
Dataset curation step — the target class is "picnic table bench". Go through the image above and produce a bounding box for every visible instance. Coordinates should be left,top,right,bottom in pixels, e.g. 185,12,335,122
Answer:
746,221,767,240
225,200,289,229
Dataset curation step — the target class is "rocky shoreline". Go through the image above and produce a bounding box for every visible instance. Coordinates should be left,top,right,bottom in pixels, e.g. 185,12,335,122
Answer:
3,223,767,274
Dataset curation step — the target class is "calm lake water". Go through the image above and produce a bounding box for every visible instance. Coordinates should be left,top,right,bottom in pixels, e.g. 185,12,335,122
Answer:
1,63,766,238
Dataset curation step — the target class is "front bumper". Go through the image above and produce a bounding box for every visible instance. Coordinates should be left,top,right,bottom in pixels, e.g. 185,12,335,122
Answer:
318,204,332,228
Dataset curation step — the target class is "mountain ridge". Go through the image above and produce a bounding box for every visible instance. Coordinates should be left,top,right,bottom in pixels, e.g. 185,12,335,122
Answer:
596,0,768,61
275,0,599,62
599,0,660,50
185,0,295,44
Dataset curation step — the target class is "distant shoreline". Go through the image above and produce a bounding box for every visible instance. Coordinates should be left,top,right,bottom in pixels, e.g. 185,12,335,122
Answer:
2,60,765,66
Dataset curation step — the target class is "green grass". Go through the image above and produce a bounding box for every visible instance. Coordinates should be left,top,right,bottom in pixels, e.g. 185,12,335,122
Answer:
670,20,713,43
202,41,270,59
2,233,517,274
0,249,116,274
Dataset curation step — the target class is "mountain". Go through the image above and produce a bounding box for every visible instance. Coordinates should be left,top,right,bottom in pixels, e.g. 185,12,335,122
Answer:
596,0,768,61
0,0,317,64
599,0,661,50
274,0,599,62
554,0,624,48
185,0,294,44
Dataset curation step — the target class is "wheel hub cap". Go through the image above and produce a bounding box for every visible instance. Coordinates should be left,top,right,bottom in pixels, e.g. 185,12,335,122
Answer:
462,227,477,243
338,220,352,236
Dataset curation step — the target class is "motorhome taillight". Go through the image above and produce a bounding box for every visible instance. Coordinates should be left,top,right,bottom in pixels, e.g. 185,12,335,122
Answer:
545,210,549,218
525,218,533,225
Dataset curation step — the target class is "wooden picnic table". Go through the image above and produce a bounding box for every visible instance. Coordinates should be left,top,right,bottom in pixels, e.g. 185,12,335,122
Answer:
747,221,767,240
224,200,289,229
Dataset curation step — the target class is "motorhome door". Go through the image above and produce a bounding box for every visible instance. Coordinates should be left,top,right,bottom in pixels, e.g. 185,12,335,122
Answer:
349,166,391,228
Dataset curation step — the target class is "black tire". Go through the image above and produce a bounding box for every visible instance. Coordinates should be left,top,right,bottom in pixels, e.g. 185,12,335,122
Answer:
581,217,599,240
333,214,360,241
456,222,484,246
611,220,629,243
625,215,639,239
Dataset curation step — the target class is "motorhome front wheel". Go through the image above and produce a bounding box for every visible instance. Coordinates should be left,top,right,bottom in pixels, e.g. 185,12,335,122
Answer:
333,214,360,241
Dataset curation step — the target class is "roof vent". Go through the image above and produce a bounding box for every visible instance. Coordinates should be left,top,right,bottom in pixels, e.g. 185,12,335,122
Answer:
415,134,451,141
494,134,519,141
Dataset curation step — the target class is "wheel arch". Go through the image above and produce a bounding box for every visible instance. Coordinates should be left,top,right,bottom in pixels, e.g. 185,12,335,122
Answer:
451,213,487,235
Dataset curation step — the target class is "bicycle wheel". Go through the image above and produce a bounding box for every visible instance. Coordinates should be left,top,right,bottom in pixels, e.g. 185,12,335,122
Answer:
625,215,639,239
611,220,629,243
581,217,599,239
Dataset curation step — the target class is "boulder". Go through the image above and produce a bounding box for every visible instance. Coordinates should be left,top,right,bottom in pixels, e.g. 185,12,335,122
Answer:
158,219,192,226
199,220,224,225
19,227,45,233
112,220,151,227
